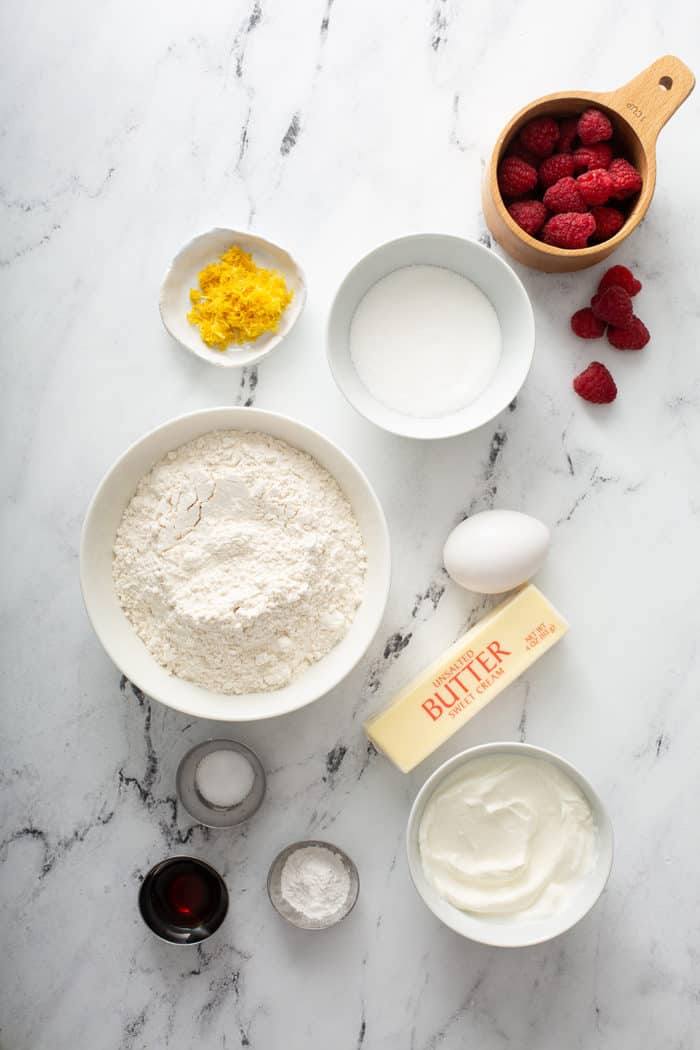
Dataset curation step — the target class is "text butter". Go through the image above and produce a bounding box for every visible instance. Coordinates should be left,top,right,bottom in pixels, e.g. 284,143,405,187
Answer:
364,585,568,773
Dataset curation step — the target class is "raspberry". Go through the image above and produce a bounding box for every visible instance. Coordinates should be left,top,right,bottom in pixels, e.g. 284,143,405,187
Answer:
543,212,596,248
539,153,575,189
591,286,633,328
573,362,617,403
576,169,613,205
607,316,650,350
519,117,559,158
571,307,606,339
498,156,538,198
573,143,613,171
556,117,579,153
590,206,625,241
543,176,587,214
608,158,642,199
598,265,642,297
577,108,613,145
506,141,541,167
507,200,547,236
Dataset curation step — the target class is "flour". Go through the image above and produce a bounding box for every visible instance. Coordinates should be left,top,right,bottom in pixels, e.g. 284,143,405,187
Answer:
112,430,367,694
280,845,351,921
349,264,502,418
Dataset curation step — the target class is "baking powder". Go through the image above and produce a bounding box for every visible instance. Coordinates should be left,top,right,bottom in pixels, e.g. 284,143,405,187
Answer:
280,845,351,921
349,264,501,417
112,430,366,694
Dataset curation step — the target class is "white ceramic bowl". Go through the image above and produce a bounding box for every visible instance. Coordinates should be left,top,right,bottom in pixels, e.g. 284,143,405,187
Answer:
327,234,534,439
80,407,390,721
406,742,614,947
159,229,307,368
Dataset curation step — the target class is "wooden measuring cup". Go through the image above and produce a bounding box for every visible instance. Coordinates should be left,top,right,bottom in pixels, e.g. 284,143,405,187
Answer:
482,56,695,272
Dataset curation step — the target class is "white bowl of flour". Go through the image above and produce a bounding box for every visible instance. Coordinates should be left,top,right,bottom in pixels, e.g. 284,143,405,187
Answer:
327,234,534,439
80,408,390,721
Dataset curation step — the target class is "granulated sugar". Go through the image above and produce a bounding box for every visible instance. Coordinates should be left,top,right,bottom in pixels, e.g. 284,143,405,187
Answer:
349,264,501,418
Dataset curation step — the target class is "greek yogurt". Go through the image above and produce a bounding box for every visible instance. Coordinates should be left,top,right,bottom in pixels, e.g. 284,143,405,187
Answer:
419,754,597,920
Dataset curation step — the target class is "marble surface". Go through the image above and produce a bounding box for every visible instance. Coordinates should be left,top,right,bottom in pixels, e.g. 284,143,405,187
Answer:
2,3,700,1047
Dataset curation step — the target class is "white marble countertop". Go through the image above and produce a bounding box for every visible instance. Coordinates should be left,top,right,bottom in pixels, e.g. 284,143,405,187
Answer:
2,3,700,1047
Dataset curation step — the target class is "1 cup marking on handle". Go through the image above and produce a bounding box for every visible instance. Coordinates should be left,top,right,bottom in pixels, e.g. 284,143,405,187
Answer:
626,101,646,122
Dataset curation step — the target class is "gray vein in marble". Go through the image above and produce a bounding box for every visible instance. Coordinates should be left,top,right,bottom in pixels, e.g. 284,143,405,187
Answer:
280,112,302,157
236,365,258,406
430,0,451,52
556,466,618,525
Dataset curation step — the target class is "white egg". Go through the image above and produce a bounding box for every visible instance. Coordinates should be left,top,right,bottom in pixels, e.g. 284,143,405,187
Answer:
443,510,550,594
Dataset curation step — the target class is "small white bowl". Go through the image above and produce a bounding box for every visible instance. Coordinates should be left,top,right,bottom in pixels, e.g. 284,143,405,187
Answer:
80,407,390,721
327,234,534,439
406,742,614,947
159,229,307,368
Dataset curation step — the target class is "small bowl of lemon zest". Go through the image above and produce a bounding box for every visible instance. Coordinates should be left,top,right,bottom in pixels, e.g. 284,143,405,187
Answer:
159,229,306,368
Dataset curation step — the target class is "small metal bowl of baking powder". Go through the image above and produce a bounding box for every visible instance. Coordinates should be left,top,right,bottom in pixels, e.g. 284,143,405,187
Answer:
176,739,266,829
267,840,360,931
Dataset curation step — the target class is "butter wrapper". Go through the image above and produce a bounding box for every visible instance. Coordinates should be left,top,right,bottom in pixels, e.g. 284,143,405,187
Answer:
364,584,568,773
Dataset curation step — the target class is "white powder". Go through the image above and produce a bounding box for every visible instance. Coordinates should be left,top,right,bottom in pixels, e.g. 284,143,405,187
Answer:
195,750,255,808
349,264,501,418
112,430,366,695
280,846,351,921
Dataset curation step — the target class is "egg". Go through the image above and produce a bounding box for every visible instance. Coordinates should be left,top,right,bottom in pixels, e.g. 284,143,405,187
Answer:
443,510,550,594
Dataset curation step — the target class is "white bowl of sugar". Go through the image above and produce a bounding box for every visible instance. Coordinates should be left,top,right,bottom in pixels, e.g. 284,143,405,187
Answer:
327,234,535,439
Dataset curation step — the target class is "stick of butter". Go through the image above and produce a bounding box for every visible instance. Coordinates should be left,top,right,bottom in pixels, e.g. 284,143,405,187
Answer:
364,584,568,773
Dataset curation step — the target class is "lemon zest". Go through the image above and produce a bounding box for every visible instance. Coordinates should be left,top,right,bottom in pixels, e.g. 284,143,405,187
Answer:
187,245,293,351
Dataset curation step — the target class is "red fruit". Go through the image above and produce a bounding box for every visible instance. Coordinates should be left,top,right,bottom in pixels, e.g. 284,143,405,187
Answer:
498,156,538,198
543,176,587,214
539,153,576,188
543,212,596,248
571,307,606,339
556,117,579,153
506,141,541,167
519,116,559,158
591,286,633,328
591,206,625,241
573,362,617,403
507,200,547,236
608,158,642,199
598,265,642,297
607,316,650,350
577,169,614,205
573,143,613,171
577,107,613,145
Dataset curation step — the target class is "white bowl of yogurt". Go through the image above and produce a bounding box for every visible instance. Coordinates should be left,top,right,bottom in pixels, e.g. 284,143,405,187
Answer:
326,234,534,439
406,743,614,947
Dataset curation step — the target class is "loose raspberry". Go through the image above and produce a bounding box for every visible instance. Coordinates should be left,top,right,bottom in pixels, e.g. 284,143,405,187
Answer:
542,212,596,248
543,176,587,214
591,286,633,328
539,153,576,189
519,116,559,158
498,156,538,198
577,169,613,205
556,117,579,153
507,200,548,236
573,361,617,403
577,107,613,145
573,143,613,171
590,206,625,241
598,265,642,297
571,307,606,339
608,158,642,199
607,316,650,350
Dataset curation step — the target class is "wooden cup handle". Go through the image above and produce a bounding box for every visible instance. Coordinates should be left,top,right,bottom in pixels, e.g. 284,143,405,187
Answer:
600,55,695,149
